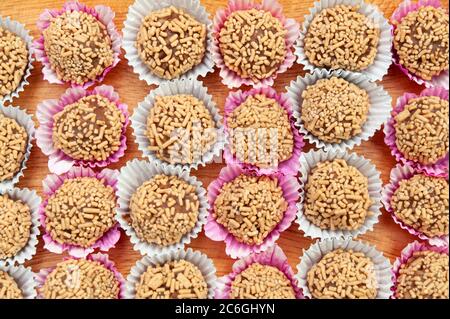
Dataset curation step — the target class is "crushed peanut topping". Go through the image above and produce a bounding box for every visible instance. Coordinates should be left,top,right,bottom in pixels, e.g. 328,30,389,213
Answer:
130,174,199,246
218,9,287,82
307,249,378,299
304,159,373,231
135,259,208,299
136,6,206,80
301,77,370,143
213,174,287,245
396,250,449,299
43,10,114,85
394,96,449,165
0,113,28,182
53,95,125,162
44,177,116,248
145,94,217,165
228,94,294,168
230,263,295,299
41,259,120,299
0,27,28,100
0,270,23,299
392,174,449,238
304,5,380,71
0,194,31,260
394,6,449,80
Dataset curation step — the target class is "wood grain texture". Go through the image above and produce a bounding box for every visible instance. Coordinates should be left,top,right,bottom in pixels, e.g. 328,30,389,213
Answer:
1,0,448,280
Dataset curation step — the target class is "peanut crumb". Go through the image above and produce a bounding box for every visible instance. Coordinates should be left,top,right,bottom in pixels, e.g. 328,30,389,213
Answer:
0,270,23,299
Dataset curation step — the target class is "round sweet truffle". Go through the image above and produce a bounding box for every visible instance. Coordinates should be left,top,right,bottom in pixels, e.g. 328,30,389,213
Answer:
393,6,449,80
227,94,294,168
44,177,116,248
301,77,370,143
213,174,287,245
136,6,207,80
391,174,449,238
52,95,125,162
304,159,373,231
230,263,296,299
304,5,380,71
0,27,28,100
41,259,120,299
394,96,449,165
135,259,208,299
43,10,114,85
396,250,449,299
307,249,378,299
129,174,199,246
0,270,23,299
218,9,287,82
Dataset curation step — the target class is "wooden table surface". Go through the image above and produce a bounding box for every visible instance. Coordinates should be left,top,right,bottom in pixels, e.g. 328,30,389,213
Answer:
1,0,448,280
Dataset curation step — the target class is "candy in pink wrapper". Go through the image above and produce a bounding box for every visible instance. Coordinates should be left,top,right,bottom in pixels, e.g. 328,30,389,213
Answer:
33,1,121,88
212,0,300,88
205,164,299,259
39,166,120,258
36,85,129,175
223,86,304,175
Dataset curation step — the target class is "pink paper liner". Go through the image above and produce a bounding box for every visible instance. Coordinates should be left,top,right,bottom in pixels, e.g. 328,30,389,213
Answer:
214,244,303,299
212,0,300,88
39,166,121,258
391,0,449,89
391,241,449,299
223,86,304,175
36,85,129,174
32,1,121,88
384,86,449,176
35,253,125,299
382,164,449,247
205,164,299,259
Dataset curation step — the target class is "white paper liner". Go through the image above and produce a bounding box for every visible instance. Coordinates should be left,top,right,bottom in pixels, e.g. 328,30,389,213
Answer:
131,78,226,171
296,238,393,299
0,16,34,104
125,248,217,299
0,104,35,192
296,149,382,240
0,264,37,299
116,159,209,256
0,188,41,267
295,0,393,82
122,0,215,85
286,69,392,152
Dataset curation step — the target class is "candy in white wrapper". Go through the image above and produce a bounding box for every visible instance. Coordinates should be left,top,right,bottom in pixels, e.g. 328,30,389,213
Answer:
0,264,37,299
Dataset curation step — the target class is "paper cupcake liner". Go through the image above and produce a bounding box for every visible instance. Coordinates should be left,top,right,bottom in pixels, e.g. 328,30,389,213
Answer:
0,16,34,104
33,1,121,88
295,0,393,82
382,164,449,247
384,86,449,176
39,166,121,258
0,265,37,299
125,248,217,299
391,0,449,89
0,104,35,192
223,86,304,175
212,0,300,88
286,69,392,152
123,0,215,86
0,188,41,267
297,149,382,240
296,238,393,299
116,159,209,256
215,244,303,299
35,253,126,299
36,85,129,175
131,78,226,171
205,164,299,259
391,240,449,299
